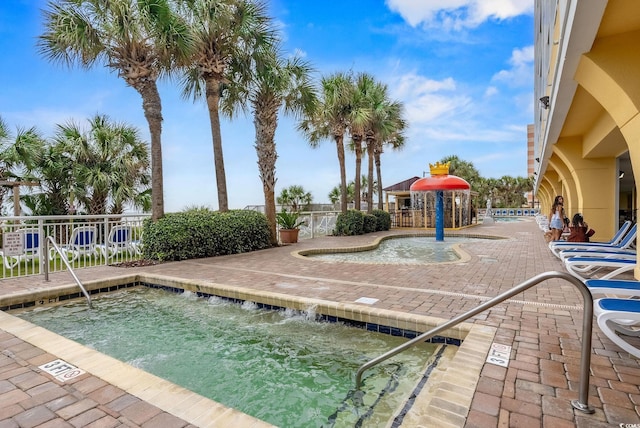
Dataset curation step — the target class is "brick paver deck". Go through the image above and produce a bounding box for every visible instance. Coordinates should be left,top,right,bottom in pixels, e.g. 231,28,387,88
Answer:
1,217,639,427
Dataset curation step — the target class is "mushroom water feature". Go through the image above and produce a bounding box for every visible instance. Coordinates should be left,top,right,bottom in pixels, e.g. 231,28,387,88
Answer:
409,162,472,241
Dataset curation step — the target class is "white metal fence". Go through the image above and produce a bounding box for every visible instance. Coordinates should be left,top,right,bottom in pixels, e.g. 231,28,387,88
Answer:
0,214,149,278
0,211,340,279
296,211,339,239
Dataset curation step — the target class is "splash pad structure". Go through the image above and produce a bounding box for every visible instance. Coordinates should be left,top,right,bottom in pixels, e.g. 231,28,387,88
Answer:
409,162,472,241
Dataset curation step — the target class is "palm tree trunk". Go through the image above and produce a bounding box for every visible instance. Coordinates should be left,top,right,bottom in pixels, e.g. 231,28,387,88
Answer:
366,139,375,213
139,80,165,221
375,150,384,209
255,108,279,246
205,78,229,212
335,134,348,213
353,136,362,211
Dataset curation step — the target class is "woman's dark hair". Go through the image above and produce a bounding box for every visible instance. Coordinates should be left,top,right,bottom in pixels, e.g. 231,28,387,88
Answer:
572,213,583,227
553,195,563,206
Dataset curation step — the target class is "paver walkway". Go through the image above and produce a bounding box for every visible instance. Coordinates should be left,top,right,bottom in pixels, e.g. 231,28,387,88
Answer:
1,217,639,427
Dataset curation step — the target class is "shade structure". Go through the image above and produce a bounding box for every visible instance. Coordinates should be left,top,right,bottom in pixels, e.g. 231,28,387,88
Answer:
409,175,470,192
410,174,471,241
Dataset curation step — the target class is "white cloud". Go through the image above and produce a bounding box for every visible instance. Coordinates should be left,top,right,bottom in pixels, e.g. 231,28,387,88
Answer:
390,73,470,124
484,86,499,97
492,45,534,87
385,0,533,29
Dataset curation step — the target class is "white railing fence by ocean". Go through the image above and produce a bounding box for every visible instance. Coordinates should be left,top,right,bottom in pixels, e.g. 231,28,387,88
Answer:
0,211,341,279
296,211,339,239
0,214,149,279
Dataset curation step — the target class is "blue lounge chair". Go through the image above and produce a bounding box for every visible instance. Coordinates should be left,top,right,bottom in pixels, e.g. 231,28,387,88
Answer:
586,279,640,296
54,226,98,262
98,225,136,259
550,221,635,258
594,298,640,358
564,256,636,281
559,248,636,262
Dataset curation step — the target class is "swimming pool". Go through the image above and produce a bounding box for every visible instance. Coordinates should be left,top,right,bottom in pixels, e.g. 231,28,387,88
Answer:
491,217,527,222
16,286,441,427
1,274,496,427
300,235,497,264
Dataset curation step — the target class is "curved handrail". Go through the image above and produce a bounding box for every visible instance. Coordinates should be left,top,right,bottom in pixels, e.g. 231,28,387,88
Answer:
355,271,594,414
43,236,92,309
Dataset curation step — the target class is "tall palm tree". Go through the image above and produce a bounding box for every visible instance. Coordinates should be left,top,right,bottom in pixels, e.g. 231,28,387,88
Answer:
298,72,354,213
363,82,407,212
54,115,150,215
38,0,192,221
250,54,316,244
220,42,317,244
348,73,374,211
374,121,405,209
178,0,274,212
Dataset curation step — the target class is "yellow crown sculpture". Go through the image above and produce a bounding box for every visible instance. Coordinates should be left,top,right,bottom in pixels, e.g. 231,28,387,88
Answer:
429,161,450,176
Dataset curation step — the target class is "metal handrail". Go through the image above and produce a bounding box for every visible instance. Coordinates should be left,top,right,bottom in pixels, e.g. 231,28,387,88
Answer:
355,271,595,414
43,236,92,309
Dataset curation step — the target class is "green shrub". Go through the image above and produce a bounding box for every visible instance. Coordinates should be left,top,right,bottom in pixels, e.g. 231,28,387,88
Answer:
372,209,391,231
142,209,272,261
334,210,365,236
363,214,377,233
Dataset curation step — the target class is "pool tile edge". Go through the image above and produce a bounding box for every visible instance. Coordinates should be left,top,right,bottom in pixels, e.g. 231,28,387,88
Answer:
0,310,275,428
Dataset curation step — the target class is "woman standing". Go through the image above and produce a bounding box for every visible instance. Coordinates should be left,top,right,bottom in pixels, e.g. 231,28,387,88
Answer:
548,195,565,241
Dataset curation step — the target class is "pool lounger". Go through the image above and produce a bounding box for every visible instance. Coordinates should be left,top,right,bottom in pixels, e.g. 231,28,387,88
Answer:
564,256,636,281
594,298,640,358
586,279,640,296
549,221,634,258
558,249,636,262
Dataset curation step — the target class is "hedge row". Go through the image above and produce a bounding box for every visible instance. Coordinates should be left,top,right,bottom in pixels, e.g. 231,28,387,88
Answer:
142,209,272,261
333,209,391,236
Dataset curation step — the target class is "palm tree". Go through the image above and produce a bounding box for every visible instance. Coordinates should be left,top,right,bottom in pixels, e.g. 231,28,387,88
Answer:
277,185,313,212
54,115,150,215
328,186,341,206
38,0,192,221
243,51,317,244
178,0,274,212
0,122,48,214
374,121,405,209
298,72,354,213
218,40,316,244
348,73,374,211
363,82,407,212
20,138,74,216
440,155,481,184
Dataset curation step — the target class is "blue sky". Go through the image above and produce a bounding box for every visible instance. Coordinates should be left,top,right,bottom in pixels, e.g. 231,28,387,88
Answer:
0,0,534,212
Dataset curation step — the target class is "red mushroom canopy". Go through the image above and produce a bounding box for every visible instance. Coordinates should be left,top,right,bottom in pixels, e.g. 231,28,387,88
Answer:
409,175,470,191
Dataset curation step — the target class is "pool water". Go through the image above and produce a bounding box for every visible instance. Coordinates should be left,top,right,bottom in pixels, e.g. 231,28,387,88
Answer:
487,217,526,222
306,236,492,264
17,287,439,427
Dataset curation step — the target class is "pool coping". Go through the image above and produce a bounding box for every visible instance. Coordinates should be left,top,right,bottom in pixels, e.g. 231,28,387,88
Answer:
1,273,497,427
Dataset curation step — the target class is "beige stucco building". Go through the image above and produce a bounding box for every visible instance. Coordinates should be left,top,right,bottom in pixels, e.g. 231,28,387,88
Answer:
534,0,638,278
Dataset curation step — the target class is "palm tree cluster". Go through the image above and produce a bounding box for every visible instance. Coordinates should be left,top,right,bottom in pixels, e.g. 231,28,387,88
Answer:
441,155,533,209
0,114,150,216
298,72,407,214
35,0,407,246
